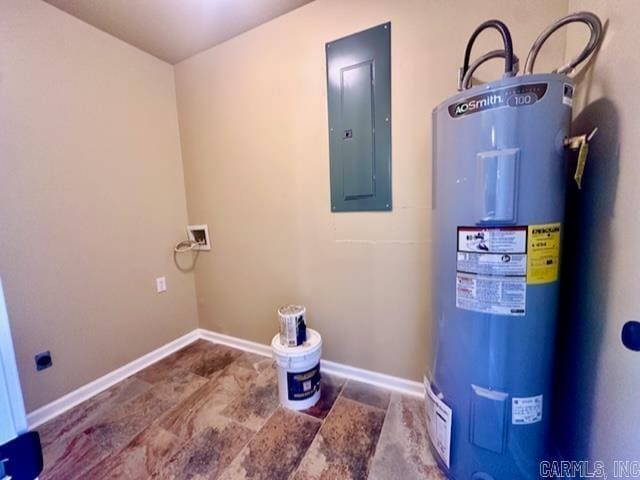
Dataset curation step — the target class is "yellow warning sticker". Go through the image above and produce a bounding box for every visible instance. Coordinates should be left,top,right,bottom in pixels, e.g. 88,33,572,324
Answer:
527,223,561,284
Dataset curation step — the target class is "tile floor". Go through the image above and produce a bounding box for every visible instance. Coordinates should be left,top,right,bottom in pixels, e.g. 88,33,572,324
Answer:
38,339,446,479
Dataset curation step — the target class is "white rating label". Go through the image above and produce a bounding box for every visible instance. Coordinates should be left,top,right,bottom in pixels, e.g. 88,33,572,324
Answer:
512,395,543,424
425,378,452,468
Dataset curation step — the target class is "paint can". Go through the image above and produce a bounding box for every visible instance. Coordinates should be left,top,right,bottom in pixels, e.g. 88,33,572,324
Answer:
271,328,322,410
277,304,307,347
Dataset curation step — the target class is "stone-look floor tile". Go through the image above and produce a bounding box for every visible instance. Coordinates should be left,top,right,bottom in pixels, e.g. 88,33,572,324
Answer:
368,393,446,480
82,389,174,454
156,420,254,480
81,424,181,480
135,340,217,384
218,408,321,480
233,351,275,373
219,364,279,431
40,376,154,477
79,372,207,455
160,363,259,439
302,373,346,420
39,376,152,449
341,379,391,411
151,371,208,403
292,397,386,480
40,432,109,480
42,342,439,480
189,344,243,379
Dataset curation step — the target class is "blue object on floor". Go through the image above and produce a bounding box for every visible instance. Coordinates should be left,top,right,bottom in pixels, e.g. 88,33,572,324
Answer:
0,431,43,480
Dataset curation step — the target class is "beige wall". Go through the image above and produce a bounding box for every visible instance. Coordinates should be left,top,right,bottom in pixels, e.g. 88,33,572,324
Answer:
554,0,640,465
7,0,613,421
174,0,568,381
0,0,198,411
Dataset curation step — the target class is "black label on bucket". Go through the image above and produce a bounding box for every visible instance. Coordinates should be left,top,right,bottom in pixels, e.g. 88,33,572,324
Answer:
448,83,548,118
296,315,307,346
287,363,321,401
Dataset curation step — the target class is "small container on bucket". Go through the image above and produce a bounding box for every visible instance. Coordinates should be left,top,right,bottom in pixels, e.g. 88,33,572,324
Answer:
271,328,322,410
278,305,307,347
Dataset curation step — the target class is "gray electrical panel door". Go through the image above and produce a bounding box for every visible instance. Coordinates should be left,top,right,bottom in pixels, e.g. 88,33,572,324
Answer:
326,22,391,212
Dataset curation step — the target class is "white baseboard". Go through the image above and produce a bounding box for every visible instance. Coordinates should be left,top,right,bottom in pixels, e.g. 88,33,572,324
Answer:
197,328,272,357
27,329,200,429
27,328,424,429
197,328,424,398
320,359,424,397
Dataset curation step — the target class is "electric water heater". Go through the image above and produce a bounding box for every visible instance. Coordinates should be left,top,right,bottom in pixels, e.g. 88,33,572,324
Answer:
426,13,603,480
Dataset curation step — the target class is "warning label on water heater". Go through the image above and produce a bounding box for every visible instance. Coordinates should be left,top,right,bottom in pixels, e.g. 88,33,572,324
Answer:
527,223,561,284
456,227,527,316
456,273,526,315
458,227,527,255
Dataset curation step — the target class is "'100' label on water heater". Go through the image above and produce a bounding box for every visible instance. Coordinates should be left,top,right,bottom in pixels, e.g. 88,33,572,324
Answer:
455,226,527,316
448,83,548,118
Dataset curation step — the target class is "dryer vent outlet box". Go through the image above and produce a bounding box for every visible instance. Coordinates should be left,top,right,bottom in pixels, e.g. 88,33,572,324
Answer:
187,225,211,250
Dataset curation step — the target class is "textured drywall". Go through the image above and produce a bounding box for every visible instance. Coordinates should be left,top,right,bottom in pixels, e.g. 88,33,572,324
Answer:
174,0,568,382
0,0,198,411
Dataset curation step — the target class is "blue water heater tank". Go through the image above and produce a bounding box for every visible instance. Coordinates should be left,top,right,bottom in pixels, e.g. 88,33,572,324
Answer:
425,12,602,480
427,12,603,478
428,72,571,480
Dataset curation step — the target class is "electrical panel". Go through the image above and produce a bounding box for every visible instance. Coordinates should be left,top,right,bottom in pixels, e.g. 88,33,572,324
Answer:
326,22,391,212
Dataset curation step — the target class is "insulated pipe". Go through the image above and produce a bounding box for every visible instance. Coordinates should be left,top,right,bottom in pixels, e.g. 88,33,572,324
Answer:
461,50,520,90
524,12,603,75
462,20,515,80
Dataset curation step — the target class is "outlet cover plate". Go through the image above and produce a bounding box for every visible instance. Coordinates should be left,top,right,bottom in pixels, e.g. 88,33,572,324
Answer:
156,276,167,293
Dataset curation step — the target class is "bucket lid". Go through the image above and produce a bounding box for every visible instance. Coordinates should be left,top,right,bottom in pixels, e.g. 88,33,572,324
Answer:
271,328,321,357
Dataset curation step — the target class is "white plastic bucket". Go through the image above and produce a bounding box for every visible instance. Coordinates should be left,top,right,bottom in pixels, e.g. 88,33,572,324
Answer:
278,304,306,347
271,328,322,410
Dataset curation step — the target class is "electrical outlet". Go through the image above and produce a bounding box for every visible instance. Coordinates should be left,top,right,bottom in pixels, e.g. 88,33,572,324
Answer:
156,276,167,293
35,351,53,371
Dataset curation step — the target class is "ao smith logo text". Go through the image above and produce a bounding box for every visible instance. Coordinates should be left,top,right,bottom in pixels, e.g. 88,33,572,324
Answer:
448,83,548,118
